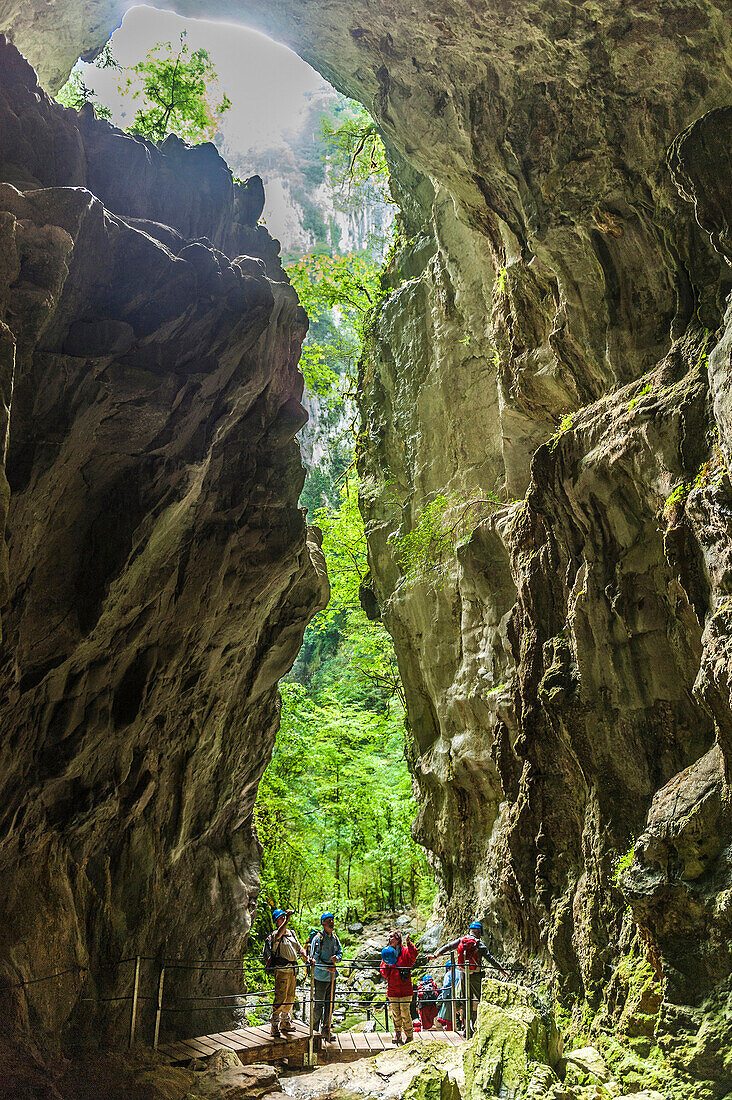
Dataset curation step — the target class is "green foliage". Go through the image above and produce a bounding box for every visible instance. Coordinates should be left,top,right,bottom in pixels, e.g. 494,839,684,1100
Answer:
628,381,652,411
663,482,691,520
122,33,231,142
320,100,392,209
392,491,503,586
495,267,508,296
663,445,728,521
289,252,381,326
287,250,381,399
251,93,422,956
254,476,433,935
56,33,231,144
549,412,576,452
55,69,112,119
693,445,728,491
611,840,635,887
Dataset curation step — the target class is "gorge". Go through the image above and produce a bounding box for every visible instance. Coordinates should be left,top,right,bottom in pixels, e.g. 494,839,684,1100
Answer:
1,1,732,1098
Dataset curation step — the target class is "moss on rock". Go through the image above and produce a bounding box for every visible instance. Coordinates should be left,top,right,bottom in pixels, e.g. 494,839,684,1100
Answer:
463,980,560,1098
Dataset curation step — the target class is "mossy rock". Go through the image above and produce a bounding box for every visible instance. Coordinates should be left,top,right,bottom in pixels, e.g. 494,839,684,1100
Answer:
402,1063,461,1100
463,980,559,1098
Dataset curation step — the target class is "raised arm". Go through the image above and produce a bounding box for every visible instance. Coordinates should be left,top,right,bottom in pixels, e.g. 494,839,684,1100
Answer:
430,937,460,959
479,943,509,975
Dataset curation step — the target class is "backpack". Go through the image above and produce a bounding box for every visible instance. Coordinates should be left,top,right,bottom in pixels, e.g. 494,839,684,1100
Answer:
457,936,480,971
311,931,342,971
262,931,282,973
417,976,439,1002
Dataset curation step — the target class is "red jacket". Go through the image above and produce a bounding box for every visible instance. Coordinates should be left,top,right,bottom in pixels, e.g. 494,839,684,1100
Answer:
380,941,418,998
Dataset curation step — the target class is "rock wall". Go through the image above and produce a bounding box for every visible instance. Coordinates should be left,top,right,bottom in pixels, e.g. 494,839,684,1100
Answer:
2,0,732,1091
0,39,327,1042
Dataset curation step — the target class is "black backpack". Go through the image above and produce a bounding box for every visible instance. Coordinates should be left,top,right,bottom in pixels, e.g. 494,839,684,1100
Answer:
262,931,282,973
417,976,439,1002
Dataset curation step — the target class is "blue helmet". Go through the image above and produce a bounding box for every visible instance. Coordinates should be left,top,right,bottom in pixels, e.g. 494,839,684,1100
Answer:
469,920,483,933
445,960,453,969
381,946,398,965
321,912,335,923
272,908,286,921
422,974,433,982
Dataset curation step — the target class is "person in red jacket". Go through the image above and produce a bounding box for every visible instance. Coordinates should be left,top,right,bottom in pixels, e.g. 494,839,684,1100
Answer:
379,931,419,1044
429,920,507,1030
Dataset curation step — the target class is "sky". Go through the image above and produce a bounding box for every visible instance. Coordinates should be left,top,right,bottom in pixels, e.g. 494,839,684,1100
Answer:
76,6,330,153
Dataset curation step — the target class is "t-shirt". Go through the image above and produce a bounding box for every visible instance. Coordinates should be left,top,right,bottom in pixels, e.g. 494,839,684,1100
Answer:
274,928,303,965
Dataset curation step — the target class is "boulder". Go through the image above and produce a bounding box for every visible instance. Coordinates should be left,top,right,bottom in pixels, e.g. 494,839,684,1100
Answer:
463,980,560,1100
282,1042,464,1100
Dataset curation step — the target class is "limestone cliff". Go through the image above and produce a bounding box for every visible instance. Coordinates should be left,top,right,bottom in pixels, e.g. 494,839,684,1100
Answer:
2,0,732,1093
0,39,327,1042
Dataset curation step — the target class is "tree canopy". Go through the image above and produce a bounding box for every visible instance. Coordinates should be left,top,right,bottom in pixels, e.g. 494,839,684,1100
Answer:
56,33,231,144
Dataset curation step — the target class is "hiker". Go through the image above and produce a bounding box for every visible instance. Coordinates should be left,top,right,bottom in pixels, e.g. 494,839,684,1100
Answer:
416,972,440,1030
433,960,456,1030
264,908,308,1038
309,912,343,1042
379,929,418,1045
430,920,507,1027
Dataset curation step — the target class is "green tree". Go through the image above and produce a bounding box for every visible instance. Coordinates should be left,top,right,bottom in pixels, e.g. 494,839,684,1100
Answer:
287,250,381,400
56,33,231,144
253,475,432,930
321,99,392,210
55,69,112,119
123,32,231,142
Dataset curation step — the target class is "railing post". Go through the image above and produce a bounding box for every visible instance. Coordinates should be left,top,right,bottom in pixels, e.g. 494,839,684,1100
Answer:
153,965,165,1051
450,952,456,1031
128,955,141,1050
464,964,470,1039
308,961,315,1065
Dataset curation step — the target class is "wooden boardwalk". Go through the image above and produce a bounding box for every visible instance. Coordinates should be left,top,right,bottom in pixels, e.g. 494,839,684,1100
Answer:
318,1025,465,1062
158,1022,465,1066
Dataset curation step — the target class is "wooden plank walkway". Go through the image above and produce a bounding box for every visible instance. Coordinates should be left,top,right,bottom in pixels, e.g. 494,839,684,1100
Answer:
158,1019,317,1067
158,1023,465,1066
318,1026,465,1062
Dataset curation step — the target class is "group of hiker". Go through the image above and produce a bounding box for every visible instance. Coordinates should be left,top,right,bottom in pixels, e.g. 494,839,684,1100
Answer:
263,908,507,1045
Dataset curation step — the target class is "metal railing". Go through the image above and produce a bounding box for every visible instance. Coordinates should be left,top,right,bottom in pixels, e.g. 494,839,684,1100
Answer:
9,950,498,1054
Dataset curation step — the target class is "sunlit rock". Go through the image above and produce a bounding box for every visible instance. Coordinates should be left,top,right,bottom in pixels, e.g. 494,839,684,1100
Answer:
0,38,328,1042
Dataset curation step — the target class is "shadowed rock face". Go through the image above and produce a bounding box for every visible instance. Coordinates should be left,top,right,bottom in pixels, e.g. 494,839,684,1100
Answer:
0,41,328,1041
2,1,732,1090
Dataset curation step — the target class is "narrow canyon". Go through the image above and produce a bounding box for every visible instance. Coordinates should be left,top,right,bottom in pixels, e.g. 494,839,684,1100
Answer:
0,2,731,1097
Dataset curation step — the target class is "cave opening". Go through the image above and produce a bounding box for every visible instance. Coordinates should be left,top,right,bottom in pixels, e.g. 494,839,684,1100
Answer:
2,0,732,1093
49,0,434,1037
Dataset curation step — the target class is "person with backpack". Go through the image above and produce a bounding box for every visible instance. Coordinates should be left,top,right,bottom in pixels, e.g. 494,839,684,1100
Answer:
379,930,418,1045
416,973,440,1030
433,960,456,1030
429,920,507,1028
263,908,308,1038
308,912,343,1042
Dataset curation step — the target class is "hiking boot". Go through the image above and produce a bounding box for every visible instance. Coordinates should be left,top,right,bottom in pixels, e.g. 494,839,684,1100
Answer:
280,1019,295,1033
271,1025,281,1039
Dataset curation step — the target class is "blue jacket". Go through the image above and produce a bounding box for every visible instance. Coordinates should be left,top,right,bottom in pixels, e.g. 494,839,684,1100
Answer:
309,930,343,983
438,969,454,1001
